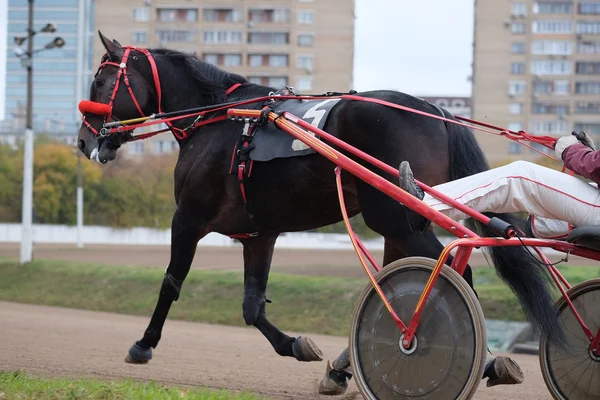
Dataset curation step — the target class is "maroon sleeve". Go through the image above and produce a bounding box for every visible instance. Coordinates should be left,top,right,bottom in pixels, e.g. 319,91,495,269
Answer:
562,143,600,185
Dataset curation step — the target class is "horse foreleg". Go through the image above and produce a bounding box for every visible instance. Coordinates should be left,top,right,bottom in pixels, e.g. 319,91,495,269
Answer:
241,234,323,362
125,210,204,364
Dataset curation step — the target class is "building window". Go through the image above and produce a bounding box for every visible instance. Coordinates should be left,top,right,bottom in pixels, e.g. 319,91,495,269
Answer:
511,42,526,54
157,8,198,22
268,54,288,67
297,55,313,71
249,76,289,87
296,76,312,91
204,31,243,44
508,122,523,131
509,103,524,114
157,30,196,43
509,142,522,154
531,60,572,75
533,79,570,94
298,10,314,24
533,2,574,14
579,2,600,14
554,80,570,94
511,22,526,33
297,34,314,46
131,31,147,43
531,40,572,55
575,101,600,113
574,122,600,134
248,8,290,23
532,20,572,34
224,54,242,67
575,81,600,94
204,54,218,65
203,53,242,67
203,8,243,22
133,7,149,22
531,120,569,134
578,40,600,53
511,62,526,74
532,102,570,114
577,21,600,34
576,62,600,74
130,142,144,154
248,32,289,44
512,3,527,16
248,54,263,67
509,80,527,95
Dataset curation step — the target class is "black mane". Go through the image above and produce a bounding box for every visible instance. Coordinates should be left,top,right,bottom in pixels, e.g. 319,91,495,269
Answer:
148,48,249,104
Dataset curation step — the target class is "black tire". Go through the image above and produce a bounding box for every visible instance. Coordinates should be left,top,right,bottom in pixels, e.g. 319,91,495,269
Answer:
540,278,600,400
349,257,487,400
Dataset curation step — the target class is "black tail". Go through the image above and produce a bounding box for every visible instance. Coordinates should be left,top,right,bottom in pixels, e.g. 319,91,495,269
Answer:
444,110,564,348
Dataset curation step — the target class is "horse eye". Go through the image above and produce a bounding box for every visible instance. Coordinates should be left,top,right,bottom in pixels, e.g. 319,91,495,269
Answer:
95,80,105,88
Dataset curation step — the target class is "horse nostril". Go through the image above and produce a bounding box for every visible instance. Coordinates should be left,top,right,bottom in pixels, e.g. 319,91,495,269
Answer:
78,139,86,152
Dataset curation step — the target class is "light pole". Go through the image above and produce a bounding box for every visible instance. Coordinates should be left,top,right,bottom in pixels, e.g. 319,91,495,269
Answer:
76,148,83,248
14,0,65,264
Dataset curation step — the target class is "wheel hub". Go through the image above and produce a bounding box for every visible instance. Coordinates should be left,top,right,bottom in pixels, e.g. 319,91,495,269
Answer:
590,345,600,362
399,334,418,355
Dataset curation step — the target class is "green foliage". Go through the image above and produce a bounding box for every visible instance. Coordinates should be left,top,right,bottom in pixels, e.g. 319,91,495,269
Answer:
0,141,177,228
0,370,265,400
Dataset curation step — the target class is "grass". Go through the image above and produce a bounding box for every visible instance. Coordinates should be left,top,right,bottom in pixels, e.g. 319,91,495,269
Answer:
0,370,265,400
0,258,598,335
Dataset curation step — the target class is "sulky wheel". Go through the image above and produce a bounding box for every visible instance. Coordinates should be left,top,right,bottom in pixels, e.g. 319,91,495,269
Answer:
349,257,487,400
540,278,600,400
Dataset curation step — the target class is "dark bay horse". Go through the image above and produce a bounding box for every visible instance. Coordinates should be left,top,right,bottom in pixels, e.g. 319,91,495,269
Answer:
78,32,562,391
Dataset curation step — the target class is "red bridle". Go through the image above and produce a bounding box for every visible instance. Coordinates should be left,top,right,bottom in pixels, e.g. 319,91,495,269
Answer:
79,46,189,140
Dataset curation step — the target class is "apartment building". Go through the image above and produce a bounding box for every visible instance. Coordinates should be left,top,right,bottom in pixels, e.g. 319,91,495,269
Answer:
93,0,355,157
1,0,95,148
472,0,600,163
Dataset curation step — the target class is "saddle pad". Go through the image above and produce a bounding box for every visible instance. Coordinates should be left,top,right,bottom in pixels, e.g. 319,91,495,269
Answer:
249,98,342,162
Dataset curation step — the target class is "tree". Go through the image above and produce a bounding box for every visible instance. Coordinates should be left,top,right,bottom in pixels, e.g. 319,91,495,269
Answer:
32,143,101,224
87,153,177,228
0,144,23,222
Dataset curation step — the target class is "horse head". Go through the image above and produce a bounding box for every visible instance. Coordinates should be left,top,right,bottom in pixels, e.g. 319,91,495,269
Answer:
78,31,158,163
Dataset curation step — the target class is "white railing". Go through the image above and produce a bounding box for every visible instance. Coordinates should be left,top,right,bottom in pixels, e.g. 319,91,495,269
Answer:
0,223,389,250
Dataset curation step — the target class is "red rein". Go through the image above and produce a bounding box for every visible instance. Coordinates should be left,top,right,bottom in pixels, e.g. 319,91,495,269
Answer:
79,46,559,159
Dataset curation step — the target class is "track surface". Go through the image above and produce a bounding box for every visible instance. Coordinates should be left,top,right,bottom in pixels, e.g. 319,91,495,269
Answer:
0,301,553,399
0,243,567,398
0,242,595,277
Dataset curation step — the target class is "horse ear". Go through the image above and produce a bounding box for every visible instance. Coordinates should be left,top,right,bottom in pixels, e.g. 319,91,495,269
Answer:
98,30,123,57
112,39,122,48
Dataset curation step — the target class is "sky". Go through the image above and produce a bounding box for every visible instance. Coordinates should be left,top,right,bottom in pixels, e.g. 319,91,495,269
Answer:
352,0,475,97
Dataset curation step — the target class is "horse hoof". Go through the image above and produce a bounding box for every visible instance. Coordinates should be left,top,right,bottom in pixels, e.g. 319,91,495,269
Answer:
124,342,152,364
318,360,349,395
292,336,323,362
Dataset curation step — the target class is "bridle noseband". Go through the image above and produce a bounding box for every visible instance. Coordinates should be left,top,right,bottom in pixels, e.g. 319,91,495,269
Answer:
79,46,187,141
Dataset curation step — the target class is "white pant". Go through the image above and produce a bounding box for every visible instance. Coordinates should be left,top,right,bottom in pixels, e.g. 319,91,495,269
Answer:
424,161,600,238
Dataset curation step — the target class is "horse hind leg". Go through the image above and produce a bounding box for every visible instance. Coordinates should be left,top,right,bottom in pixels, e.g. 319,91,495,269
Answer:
241,234,323,362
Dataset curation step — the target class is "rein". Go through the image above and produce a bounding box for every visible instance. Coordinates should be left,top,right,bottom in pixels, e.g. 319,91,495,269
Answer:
78,46,560,160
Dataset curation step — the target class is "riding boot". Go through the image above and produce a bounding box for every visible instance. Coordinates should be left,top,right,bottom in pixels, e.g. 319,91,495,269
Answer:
398,161,431,232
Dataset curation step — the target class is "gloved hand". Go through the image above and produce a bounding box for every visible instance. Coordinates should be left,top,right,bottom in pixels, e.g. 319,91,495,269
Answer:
573,130,596,150
554,131,595,159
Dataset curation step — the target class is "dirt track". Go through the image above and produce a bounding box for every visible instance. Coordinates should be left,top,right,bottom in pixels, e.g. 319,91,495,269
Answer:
0,242,595,278
0,301,554,399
